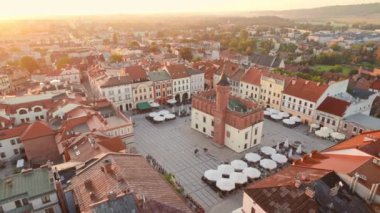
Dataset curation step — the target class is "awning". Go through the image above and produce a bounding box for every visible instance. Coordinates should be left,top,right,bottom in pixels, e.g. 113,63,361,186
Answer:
136,102,151,110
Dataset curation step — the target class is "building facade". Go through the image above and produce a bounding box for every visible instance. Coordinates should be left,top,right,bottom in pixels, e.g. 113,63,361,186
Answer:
191,74,264,153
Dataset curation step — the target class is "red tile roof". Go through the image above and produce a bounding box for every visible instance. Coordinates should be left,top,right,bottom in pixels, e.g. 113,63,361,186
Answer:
67,153,191,212
325,130,380,154
240,67,269,86
370,79,380,91
283,79,328,102
293,153,372,173
20,121,55,141
123,65,148,82
0,124,29,140
165,64,190,79
316,96,350,117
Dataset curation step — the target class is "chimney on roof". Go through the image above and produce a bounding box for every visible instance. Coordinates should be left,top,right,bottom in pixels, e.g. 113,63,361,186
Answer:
84,179,93,190
102,159,113,174
305,187,315,198
367,183,379,203
21,168,33,175
291,79,296,85
305,80,309,85
107,191,117,200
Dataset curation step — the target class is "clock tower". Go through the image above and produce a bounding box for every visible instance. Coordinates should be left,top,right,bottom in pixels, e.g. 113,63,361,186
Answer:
213,73,230,146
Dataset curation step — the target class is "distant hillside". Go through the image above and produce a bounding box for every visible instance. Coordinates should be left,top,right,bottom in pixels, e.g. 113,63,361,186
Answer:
250,3,380,23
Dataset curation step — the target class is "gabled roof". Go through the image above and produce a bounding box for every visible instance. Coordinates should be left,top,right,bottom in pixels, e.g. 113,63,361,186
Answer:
123,65,148,82
0,167,55,202
20,121,55,141
67,153,191,212
316,96,350,117
325,130,380,154
148,70,171,82
240,67,269,86
165,64,190,79
100,76,130,88
283,79,328,102
0,124,29,140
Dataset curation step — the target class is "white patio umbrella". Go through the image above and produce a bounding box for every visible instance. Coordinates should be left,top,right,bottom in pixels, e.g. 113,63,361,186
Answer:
164,113,176,120
216,178,235,191
230,172,248,185
244,153,261,163
331,132,346,140
270,114,282,120
243,167,261,179
167,99,177,104
284,138,289,148
259,159,277,170
271,153,288,164
269,108,280,114
260,146,276,155
282,119,296,125
315,130,329,138
204,169,222,182
153,116,165,122
321,126,333,134
231,160,248,171
279,112,290,118
310,123,320,129
158,110,170,115
150,102,160,108
217,164,234,175
289,116,301,123
288,148,293,158
149,112,159,117
264,110,272,116
296,145,302,154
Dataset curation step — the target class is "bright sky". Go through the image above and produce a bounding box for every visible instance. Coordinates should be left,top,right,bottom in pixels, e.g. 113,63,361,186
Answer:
0,0,378,19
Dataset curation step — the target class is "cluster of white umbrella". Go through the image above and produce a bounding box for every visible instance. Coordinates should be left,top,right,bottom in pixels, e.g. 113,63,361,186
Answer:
149,110,176,122
314,126,345,140
265,108,301,125
205,160,262,191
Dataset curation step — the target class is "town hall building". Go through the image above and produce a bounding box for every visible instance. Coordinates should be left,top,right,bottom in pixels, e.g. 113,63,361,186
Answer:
191,73,264,153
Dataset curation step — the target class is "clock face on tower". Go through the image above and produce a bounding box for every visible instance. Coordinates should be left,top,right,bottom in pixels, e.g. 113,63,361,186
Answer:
214,117,221,124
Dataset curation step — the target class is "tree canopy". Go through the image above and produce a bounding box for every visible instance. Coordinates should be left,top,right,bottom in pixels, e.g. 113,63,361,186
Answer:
20,56,39,73
179,47,193,62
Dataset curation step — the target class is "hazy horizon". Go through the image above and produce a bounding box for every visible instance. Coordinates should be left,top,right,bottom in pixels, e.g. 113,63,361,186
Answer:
0,0,379,19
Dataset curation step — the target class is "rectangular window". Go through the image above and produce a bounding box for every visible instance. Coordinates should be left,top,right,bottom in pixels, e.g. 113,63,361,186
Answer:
203,127,206,133
203,116,206,123
13,149,19,155
226,131,230,138
195,124,198,129
0,153,5,158
254,128,258,135
245,132,248,140
44,208,54,213
11,140,15,145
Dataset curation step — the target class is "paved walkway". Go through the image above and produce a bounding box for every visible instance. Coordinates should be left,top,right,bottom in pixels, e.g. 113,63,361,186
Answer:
129,112,335,212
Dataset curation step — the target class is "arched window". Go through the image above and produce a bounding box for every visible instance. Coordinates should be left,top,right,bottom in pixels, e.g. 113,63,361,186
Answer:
19,109,27,115
34,107,42,112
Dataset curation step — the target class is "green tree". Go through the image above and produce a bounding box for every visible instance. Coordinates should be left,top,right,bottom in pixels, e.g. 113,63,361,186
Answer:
110,54,123,63
20,56,39,73
56,56,71,70
129,41,140,49
179,47,193,62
